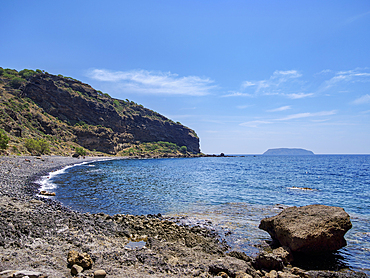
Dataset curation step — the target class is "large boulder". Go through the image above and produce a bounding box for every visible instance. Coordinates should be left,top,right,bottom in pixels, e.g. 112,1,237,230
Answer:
259,205,352,254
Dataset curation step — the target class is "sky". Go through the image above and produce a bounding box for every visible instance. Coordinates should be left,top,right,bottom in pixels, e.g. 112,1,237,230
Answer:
1,1,370,154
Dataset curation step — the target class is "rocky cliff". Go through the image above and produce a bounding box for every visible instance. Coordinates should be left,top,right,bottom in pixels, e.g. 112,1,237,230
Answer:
0,68,200,155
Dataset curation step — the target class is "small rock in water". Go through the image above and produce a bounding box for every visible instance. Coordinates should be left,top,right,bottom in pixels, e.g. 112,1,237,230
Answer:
39,190,56,196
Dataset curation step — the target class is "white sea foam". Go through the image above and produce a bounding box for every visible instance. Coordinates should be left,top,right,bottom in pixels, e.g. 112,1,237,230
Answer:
37,159,111,195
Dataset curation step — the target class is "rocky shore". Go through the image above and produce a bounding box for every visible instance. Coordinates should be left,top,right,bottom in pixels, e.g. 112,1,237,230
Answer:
0,156,368,278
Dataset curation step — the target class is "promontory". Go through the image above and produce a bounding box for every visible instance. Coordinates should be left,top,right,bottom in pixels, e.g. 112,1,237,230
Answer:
0,67,200,157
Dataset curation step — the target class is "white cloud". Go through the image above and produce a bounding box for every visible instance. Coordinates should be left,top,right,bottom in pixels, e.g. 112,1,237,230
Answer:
221,91,252,97
352,94,370,105
240,120,272,127
241,81,256,88
267,106,291,112
320,68,370,91
238,68,370,100
87,69,216,96
240,69,307,98
286,93,314,99
276,110,337,121
273,70,302,78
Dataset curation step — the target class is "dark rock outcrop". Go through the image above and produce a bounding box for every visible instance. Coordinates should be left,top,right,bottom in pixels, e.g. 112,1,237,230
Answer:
259,205,352,254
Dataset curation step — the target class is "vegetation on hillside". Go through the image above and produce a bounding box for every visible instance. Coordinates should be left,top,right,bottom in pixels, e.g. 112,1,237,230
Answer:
119,141,189,157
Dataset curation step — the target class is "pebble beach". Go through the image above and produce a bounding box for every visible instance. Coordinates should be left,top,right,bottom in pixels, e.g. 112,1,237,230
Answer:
0,155,368,278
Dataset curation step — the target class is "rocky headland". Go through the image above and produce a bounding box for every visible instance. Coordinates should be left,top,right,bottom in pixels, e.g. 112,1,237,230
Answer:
0,68,199,157
0,156,368,278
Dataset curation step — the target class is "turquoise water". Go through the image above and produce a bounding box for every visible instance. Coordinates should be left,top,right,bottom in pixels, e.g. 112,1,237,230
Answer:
44,155,370,273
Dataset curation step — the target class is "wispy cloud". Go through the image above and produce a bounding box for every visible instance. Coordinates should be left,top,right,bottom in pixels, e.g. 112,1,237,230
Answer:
236,68,370,100
286,93,314,99
320,68,370,92
276,110,337,121
352,94,370,105
238,70,311,99
267,106,291,112
346,11,370,24
240,120,272,127
222,91,252,97
87,69,216,96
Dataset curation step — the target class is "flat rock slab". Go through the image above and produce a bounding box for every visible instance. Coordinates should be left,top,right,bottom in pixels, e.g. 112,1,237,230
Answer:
259,205,352,253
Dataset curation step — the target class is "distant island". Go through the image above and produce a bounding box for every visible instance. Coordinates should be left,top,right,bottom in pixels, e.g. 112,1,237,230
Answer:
263,148,314,155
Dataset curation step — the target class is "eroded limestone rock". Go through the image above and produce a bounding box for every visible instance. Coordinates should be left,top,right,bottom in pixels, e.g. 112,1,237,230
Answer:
259,205,352,253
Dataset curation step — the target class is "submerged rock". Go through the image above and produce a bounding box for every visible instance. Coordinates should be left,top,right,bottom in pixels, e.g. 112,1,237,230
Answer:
259,205,352,254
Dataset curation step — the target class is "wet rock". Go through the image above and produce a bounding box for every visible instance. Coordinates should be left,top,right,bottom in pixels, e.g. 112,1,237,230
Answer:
253,251,284,271
0,270,18,278
272,246,293,264
277,271,300,278
67,250,93,269
306,270,368,278
208,257,256,278
265,270,278,278
227,251,252,262
235,272,254,278
290,267,310,278
39,190,55,196
71,264,84,275
93,269,107,278
12,270,44,278
217,272,229,278
259,205,352,253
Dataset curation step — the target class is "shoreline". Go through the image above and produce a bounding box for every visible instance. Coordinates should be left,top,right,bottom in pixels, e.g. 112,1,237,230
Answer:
0,155,368,278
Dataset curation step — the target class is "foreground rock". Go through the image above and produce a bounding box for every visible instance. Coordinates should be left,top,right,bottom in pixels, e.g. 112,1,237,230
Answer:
259,205,352,254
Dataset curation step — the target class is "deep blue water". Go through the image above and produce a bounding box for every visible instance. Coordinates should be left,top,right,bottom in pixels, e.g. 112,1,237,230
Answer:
41,155,370,274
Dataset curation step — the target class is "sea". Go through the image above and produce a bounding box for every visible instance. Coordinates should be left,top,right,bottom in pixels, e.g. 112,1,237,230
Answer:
38,155,370,274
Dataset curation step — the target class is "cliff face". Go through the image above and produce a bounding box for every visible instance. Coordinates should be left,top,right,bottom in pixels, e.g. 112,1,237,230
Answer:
0,69,200,155
22,73,200,154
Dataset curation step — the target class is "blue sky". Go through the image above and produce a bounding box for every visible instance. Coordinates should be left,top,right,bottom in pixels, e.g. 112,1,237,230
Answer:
1,1,370,154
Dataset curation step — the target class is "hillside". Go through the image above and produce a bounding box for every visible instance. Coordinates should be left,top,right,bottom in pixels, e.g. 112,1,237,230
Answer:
263,148,314,155
0,67,200,157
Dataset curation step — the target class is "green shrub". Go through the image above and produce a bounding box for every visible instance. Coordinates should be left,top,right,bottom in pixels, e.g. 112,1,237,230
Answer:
75,147,87,156
0,67,4,75
0,129,9,150
25,138,50,155
180,146,187,154
3,73,16,79
4,69,18,75
74,121,88,129
10,77,26,88
19,69,36,79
